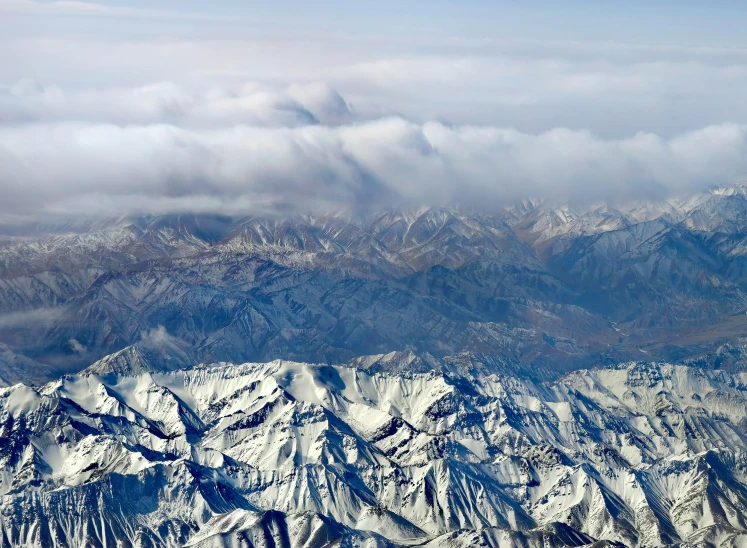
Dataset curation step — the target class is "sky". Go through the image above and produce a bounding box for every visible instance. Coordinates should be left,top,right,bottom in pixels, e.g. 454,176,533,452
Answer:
2,0,747,218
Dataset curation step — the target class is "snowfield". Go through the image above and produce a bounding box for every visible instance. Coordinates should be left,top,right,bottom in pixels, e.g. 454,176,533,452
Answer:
0,359,746,547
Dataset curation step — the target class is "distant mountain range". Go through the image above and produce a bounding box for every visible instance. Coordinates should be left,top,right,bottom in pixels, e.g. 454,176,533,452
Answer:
5,184,747,382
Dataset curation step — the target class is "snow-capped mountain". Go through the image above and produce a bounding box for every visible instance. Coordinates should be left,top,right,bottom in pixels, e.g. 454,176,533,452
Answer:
1,358,746,547
3,187,747,546
4,185,747,382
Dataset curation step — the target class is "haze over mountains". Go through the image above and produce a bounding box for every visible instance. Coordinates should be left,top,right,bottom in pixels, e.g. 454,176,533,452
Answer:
5,138,747,548
4,183,747,384
5,167,747,548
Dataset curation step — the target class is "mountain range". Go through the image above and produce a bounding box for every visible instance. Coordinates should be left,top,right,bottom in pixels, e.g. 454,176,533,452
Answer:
1,358,746,547
5,184,747,382
4,186,747,545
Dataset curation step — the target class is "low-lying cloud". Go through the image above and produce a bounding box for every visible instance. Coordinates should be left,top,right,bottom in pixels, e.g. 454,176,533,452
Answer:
0,307,67,328
2,110,746,217
3,2,747,218
1,81,353,127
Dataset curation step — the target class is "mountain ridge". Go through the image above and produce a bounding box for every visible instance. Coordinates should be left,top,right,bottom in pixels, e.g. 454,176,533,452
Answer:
4,186,747,382
1,358,746,546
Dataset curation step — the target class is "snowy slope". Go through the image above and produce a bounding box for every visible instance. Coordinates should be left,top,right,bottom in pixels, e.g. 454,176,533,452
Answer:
1,360,746,547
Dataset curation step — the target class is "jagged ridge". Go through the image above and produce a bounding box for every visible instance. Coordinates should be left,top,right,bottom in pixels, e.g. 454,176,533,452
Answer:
0,360,746,547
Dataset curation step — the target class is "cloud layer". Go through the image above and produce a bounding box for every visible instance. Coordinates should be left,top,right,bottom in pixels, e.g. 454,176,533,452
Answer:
3,1,747,217
3,112,747,217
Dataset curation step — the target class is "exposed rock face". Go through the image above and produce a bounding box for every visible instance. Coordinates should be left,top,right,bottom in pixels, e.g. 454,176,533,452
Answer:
5,189,747,545
6,186,747,379
0,359,746,547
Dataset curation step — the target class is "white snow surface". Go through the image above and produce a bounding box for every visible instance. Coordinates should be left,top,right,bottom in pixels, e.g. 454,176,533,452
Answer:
0,360,747,547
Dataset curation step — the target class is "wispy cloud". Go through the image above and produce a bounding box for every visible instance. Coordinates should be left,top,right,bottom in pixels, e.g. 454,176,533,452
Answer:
0,0,255,21
0,307,67,328
0,80,352,127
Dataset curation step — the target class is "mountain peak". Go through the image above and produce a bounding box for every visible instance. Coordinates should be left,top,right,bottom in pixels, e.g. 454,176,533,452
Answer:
1,359,746,546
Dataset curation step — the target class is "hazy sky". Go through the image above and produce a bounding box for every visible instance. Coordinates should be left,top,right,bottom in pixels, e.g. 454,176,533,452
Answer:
2,0,747,217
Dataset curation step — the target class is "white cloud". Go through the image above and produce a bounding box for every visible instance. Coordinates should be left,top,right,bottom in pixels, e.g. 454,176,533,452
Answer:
1,115,746,217
0,307,67,328
3,5,747,217
0,80,355,127
68,338,86,354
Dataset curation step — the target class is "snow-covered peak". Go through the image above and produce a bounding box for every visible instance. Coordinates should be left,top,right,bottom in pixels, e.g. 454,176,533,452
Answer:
2,359,747,546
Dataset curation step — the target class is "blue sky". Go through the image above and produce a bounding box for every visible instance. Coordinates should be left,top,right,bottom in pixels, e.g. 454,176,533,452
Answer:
21,0,745,43
1,0,747,217
6,0,747,44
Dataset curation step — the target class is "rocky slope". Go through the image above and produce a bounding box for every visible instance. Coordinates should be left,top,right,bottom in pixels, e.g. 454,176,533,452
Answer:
0,359,746,547
5,185,747,380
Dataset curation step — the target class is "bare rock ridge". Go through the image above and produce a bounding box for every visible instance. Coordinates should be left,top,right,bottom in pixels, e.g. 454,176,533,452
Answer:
5,185,747,379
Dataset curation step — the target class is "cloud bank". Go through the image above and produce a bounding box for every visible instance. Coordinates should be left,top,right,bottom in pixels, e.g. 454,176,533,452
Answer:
3,2,747,217
3,112,746,217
